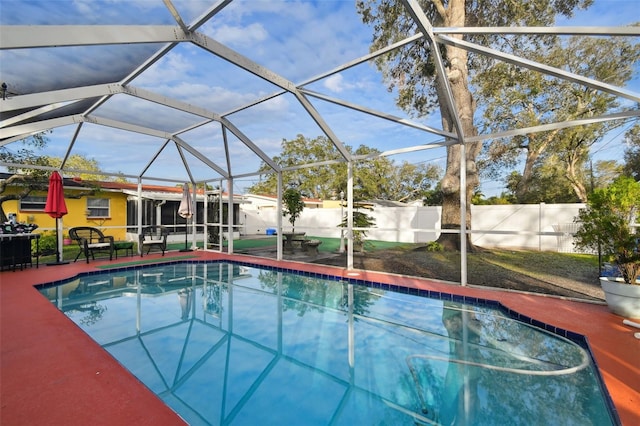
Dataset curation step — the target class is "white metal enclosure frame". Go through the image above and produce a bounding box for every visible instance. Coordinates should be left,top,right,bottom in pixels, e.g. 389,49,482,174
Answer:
1,0,639,282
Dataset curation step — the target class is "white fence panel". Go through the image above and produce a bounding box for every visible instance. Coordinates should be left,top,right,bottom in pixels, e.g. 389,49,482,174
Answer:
240,202,587,252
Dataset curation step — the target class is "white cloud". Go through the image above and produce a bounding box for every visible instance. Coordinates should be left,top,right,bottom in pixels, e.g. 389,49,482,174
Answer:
134,52,195,86
323,75,351,93
210,23,269,47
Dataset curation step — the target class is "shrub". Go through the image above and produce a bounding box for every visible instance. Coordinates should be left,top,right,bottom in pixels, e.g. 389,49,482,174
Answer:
426,241,444,252
33,231,57,255
339,205,376,251
574,176,640,284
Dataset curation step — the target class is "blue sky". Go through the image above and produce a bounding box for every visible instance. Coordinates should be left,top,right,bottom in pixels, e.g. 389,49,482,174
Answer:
1,0,638,196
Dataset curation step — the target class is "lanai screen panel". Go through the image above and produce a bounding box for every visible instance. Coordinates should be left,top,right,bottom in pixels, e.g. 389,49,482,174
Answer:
1,0,638,192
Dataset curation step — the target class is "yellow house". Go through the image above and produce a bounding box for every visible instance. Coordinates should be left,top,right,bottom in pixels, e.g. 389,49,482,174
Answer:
2,173,244,249
1,173,128,241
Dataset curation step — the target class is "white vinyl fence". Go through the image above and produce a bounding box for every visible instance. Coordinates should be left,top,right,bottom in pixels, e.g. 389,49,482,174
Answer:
240,203,586,253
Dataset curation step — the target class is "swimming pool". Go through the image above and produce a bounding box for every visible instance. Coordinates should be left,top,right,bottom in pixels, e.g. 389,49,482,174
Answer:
37,261,617,425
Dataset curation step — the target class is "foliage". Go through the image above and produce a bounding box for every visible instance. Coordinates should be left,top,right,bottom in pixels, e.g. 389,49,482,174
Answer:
422,182,443,206
623,123,640,181
505,166,580,204
503,156,625,203
356,0,590,249
340,204,376,251
282,187,305,232
591,160,623,190
574,176,640,284
472,189,514,205
33,231,57,255
249,134,344,198
247,135,441,203
0,134,120,221
476,34,640,202
357,0,591,114
0,134,53,222
0,132,49,168
425,241,443,252
60,154,128,182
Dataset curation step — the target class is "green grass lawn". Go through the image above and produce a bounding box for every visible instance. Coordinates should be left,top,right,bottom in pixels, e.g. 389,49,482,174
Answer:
220,236,410,253
168,236,413,255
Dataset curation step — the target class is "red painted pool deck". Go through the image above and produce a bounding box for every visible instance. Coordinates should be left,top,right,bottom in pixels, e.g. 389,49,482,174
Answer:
1,250,639,425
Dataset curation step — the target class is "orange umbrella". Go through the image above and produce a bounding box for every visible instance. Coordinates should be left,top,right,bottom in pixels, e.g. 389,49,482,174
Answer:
44,171,68,264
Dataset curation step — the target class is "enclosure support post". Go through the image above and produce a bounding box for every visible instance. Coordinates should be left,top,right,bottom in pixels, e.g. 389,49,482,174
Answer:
137,179,142,255
539,202,544,251
277,173,283,261
460,141,468,286
227,178,234,254
347,160,354,270
189,182,197,251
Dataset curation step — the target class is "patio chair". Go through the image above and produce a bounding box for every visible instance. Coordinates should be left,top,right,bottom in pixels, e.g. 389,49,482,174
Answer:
69,226,114,263
139,226,169,257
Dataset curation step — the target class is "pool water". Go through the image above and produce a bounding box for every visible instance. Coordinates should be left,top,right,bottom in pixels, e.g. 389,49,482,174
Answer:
37,262,616,425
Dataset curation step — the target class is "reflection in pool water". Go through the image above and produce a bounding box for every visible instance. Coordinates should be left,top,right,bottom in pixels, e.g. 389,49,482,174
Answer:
38,262,616,425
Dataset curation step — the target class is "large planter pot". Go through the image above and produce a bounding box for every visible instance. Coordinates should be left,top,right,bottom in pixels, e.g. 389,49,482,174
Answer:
600,277,640,318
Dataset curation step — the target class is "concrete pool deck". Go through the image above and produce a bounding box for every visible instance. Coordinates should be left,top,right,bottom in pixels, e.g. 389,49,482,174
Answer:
1,250,638,425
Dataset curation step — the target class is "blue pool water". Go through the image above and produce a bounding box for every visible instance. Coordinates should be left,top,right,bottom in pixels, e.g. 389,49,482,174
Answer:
37,261,616,425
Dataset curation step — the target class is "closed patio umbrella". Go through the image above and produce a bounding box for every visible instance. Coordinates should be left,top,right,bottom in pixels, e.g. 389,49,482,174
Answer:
178,183,193,252
44,171,69,265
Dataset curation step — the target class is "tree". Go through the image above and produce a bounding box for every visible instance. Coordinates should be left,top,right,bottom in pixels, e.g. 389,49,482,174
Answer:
282,187,305,232
623,123,640,181
496,157,621,204
339,203,376,252
505,165,580,204
248,135,441,202
0,134,122,221
471,189,513,205
356,0,591,250
63,154,127,182
476,35,640,202
250,135,344,199
590,159,623,191
352,145,442,201
422,182,443,206
0,134,52,222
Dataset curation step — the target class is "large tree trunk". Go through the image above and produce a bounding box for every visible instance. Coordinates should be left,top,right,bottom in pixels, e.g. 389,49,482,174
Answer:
516,131,557,200
434,1,481,251
564,150,588,202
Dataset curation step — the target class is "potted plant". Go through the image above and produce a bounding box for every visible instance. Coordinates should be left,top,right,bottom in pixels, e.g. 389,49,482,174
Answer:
573,176,640,317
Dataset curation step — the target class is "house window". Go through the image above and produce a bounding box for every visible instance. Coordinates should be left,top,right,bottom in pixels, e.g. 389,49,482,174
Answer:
87,198,110,218
20,196,47,211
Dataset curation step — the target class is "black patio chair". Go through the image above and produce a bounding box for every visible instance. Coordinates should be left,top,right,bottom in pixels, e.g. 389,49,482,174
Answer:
138,226,169,257
68,226,114,263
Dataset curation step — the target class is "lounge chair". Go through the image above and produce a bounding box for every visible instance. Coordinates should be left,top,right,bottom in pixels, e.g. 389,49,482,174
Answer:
139,226,169,256
69,226,114,263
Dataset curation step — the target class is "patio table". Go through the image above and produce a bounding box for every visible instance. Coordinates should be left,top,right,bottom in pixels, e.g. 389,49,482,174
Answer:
114,241,134,258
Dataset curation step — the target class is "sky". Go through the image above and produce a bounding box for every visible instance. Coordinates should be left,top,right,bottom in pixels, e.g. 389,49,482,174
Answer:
1,0,638,197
